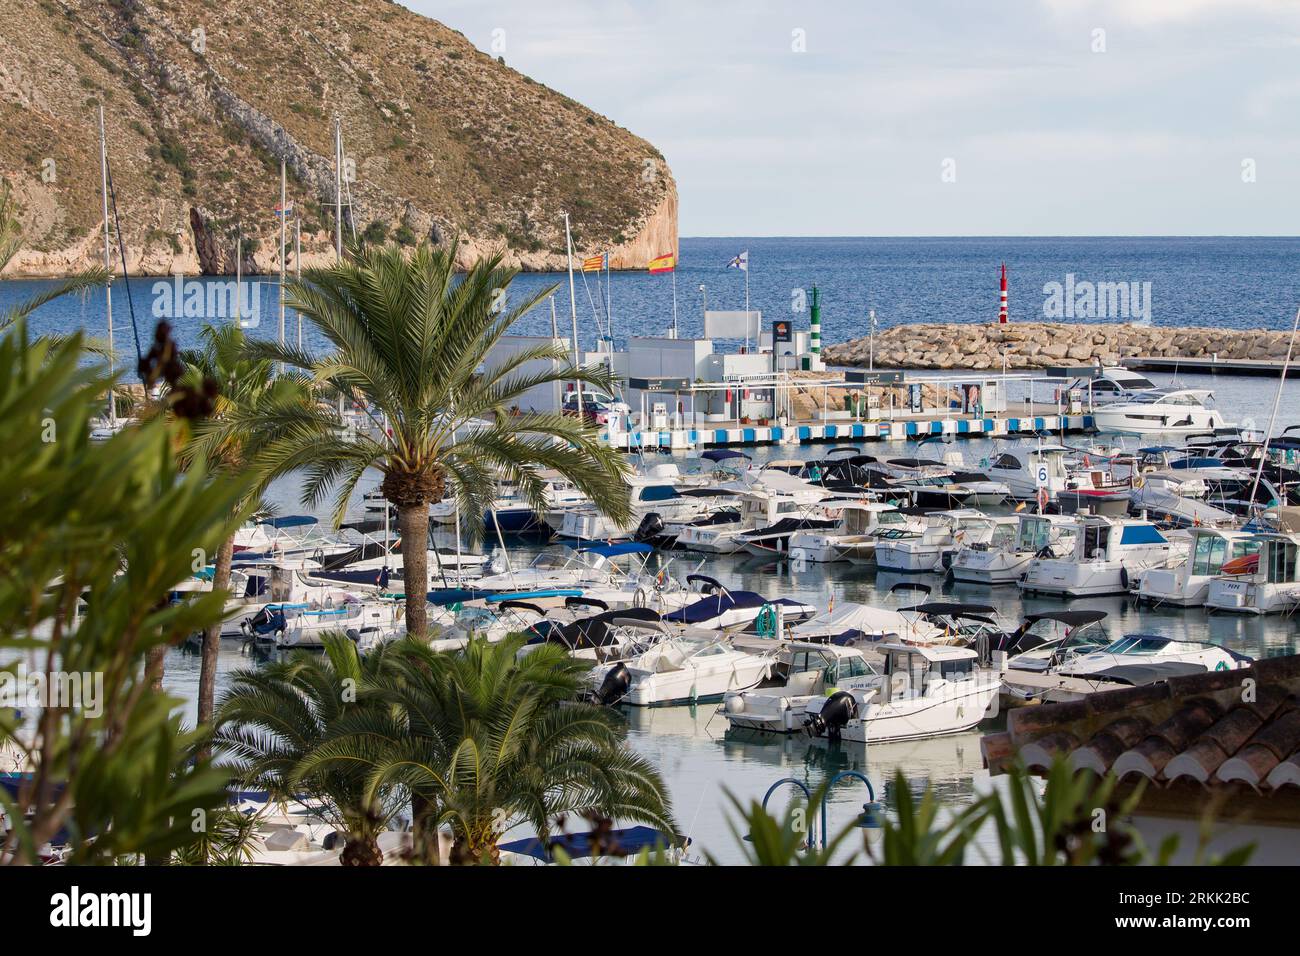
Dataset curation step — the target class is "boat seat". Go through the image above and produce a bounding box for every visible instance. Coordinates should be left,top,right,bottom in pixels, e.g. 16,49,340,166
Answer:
786,670,819,696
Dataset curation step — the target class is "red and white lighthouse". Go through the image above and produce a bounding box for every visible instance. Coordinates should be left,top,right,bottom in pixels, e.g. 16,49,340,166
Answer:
997,262,1008,324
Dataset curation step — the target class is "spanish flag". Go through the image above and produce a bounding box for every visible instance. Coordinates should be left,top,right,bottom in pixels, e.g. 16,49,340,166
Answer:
648,252,676,275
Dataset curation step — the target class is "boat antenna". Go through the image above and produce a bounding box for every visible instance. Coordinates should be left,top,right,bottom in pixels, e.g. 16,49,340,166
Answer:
1248,304,1300,512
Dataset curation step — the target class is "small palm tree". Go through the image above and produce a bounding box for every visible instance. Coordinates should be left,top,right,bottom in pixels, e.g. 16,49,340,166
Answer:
0,181,108,336
214,635,405,866
354,635,676,864
178,322,324,732
253,241,632,635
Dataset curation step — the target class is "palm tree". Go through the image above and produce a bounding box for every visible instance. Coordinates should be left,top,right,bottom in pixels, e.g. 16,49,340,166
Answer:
253,240,633,636
177,322,324,732
0,181,108,336
214,635,405,866
343,635,676,864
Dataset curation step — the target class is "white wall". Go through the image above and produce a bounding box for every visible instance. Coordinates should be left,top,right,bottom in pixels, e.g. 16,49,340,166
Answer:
482,336,568,413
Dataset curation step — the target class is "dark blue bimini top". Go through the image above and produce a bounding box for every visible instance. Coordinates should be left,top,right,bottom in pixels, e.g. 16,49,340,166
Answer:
576,542,654,558
498,826,681,861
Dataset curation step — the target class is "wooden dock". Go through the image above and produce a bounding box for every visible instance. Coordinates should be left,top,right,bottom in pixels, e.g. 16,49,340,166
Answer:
1121,356,1298,377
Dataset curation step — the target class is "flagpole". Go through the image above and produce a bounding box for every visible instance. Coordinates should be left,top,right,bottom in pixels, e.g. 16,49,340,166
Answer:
672,265,678,337
744,250,750,352
605,253,612,345
564,212,582,416
334,117,343,261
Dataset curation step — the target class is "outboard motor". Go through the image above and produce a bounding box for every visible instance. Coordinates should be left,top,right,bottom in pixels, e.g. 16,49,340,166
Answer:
804,690,858,741
634,512,665,544
595,662,632,705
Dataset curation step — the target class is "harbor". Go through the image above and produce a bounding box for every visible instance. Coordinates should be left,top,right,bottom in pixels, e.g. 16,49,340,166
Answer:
5,2,1300,924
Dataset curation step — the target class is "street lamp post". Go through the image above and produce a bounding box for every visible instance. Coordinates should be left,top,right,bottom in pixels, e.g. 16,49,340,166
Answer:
748,772,883,852
868,309,878,371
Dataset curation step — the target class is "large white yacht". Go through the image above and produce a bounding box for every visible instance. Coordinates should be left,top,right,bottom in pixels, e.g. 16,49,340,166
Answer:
1020,515,1184,598
1090,388,1231,436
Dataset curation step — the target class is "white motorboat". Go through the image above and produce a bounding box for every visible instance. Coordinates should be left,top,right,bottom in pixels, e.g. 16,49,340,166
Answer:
789,502,922,564
660,575,817,632
556,465,713,540
981,444,1073,500
1204,532,1300,614
1090,387,1231,436
1054,633,1250,680
1127,469,1237,529
1020,515,1184,598
1138,527,1260,607
788,601,944,647
676,471,830,554
950,513,1077,585
223,559,363,639
589,629,776,707
721,642,881,733
803,643,1000,743
874,509,1003,574
1066,366,1158,405
233,515,355,563
277,599,406,650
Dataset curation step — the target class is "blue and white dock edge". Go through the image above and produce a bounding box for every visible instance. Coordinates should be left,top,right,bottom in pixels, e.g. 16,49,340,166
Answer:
603,414,1097,451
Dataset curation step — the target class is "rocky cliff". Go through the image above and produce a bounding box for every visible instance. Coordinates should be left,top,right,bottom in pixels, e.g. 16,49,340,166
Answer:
0,0,677,277
823,323,1295,370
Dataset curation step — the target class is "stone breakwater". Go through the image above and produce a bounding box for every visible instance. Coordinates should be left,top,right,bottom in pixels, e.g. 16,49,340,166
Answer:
821,323,1295,370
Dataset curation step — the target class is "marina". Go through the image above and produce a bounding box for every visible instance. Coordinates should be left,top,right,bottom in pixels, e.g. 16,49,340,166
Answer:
4,0,1300,914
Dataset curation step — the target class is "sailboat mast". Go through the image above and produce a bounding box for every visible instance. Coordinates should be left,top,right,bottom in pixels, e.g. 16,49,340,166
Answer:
279,160,287,364
334,117,343,260
98,106,116,426
235,232,242,322
295,216,302,348
564,212,582,416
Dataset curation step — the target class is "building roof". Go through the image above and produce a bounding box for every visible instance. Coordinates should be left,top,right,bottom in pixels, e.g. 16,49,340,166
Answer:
982,655,1300,801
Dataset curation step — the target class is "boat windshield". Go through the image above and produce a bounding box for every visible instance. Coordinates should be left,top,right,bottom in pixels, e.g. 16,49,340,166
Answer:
1101,635,1172,655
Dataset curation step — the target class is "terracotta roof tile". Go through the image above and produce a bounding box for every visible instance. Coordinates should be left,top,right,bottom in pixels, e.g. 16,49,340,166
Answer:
981,654,1300,800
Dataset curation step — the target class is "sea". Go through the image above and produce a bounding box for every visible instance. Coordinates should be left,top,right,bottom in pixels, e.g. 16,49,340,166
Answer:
7,235,1300,863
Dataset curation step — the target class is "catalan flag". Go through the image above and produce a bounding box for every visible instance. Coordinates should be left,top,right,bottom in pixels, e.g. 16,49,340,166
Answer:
582,253,606,273
648,252,676,275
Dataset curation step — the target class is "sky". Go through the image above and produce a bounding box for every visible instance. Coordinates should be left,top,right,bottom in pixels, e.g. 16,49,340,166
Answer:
403,1,1300,237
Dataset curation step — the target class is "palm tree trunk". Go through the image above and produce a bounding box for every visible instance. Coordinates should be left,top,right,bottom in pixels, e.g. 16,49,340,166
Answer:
410,794,441,865
397,503,429,637
197,535,234,735
340,835,384,866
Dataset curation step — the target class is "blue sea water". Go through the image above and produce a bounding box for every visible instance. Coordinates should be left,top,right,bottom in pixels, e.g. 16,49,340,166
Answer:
6,236,1300,358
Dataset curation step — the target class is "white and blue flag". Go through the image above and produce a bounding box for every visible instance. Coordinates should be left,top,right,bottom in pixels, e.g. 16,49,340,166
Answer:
726,250,748,271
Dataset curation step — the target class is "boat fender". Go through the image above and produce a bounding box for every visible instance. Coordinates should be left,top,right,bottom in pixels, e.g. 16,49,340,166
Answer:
595,662,632,706
804,690,857,741
1119,565,1129,589
345,628,361,644
724,694,745,714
